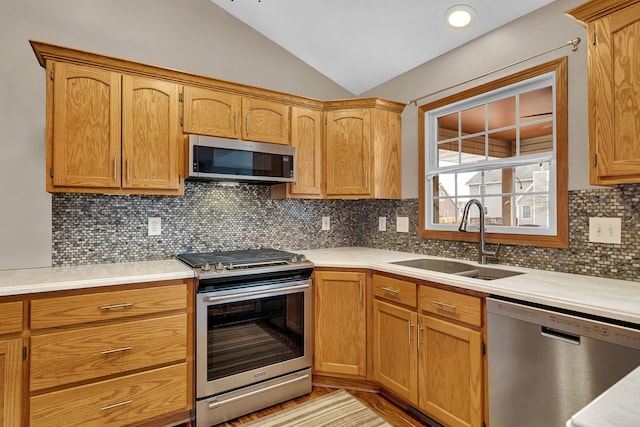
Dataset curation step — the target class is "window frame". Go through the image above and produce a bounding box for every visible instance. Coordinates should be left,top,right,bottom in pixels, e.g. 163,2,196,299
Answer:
418,57,568,248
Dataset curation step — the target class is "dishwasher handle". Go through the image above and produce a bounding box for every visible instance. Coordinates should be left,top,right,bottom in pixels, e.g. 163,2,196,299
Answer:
541,326,581,345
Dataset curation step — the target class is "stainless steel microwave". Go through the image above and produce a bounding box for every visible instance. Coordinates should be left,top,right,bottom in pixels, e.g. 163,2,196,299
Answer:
186,135,295,184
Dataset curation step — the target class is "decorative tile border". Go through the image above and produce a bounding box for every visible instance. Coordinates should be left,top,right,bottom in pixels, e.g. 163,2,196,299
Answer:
52,182,640,282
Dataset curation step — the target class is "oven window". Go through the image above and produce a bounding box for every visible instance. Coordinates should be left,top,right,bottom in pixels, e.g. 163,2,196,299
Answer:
207,293,305,381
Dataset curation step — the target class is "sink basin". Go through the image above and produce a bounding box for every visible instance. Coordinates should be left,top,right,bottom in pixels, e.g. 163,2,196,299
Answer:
390,258,524,281
455,266,524,281
390,258,475,274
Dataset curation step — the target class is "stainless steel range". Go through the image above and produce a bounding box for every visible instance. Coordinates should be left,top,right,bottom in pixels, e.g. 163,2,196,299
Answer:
178,249,314,427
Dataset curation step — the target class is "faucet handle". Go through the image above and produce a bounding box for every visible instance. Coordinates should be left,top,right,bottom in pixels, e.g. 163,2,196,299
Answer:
486,243,501,257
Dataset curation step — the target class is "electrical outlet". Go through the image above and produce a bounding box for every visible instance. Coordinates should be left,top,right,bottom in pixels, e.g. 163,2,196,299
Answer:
148,217,162,236
321,216,330,231
589,217,621,244
396,216,409,233
378,216,387,231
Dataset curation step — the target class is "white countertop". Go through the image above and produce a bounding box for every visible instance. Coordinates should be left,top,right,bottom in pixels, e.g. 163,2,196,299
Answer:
0,259,195,296
300,247,640,324
566,366,640,427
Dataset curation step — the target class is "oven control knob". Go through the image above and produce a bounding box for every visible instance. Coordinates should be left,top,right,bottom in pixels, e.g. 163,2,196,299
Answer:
290,255,298,263
299,255,307,262
201,262,211,272
214,261,225,271
227,262,235,270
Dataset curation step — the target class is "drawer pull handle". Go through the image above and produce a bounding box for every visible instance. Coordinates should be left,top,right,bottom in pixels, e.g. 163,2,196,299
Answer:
433,300,457,310
100,400,133,411
100,303,133,310
101,346,133,355
381,287,399,294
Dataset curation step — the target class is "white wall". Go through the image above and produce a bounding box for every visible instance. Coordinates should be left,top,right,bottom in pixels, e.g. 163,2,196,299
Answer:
363,0,589,199
0,0,352,270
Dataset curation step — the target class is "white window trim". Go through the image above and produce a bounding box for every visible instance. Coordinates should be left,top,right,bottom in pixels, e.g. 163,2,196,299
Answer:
424,71,557,236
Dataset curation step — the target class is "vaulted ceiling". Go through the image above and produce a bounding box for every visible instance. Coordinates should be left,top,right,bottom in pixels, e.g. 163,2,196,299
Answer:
210,0,556,95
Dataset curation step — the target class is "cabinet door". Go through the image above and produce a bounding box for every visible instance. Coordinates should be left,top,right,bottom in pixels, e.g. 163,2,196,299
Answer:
183,86,241,138
373,300,418,404
0,338,22,427
242,98,290,145
289,107,322,197
591,2,640,183
121,75,182,191
52,62,121,188
418,314,482,427
314,271,367,377
325,109,372,197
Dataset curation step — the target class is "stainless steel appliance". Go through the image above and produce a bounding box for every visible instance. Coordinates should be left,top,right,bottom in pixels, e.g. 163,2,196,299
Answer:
487,297,640,427
178,249,313,427
187,135,296,184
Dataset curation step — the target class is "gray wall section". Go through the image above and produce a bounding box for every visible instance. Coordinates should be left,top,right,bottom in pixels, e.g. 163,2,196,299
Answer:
362,0,589,198
0,0,352,270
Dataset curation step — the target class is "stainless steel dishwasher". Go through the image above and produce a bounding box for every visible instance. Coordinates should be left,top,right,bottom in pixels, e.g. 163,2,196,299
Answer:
487,297,640,427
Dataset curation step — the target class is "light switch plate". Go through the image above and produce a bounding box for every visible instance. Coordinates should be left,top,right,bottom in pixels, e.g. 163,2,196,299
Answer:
589,217,621,244
148,217,161,236
396,216,409,233
378,216,387,231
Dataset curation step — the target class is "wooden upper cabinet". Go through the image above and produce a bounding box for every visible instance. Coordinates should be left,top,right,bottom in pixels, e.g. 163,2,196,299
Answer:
242,98,290,145
121,76,181,190
182,86,290,145
568,0,640,184
51,62,121,189
324,103,402,199
182,86,241,138
325,109,372,197
288,107,322,197
47,60,183,195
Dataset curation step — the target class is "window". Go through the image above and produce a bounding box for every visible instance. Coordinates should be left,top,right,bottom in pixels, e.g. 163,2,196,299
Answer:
418,58,568,248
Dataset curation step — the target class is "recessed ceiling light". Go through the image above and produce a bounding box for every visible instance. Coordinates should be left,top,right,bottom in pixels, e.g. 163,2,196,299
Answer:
446,5,475,28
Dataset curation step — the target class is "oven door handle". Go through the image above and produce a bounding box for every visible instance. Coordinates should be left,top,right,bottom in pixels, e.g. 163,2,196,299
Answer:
203,283,310,302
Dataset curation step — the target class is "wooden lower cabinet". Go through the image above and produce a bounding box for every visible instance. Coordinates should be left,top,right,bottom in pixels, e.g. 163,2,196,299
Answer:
30,363,187,427
314,270,367,377
418,314,483,427
373,299,418,404
27,280,192,427
0,338,22,427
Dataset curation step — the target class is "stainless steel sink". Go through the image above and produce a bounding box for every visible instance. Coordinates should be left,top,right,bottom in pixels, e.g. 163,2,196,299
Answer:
390,258,524,280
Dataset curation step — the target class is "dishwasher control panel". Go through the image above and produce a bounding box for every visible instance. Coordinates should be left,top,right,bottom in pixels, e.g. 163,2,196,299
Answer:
487,297,640,350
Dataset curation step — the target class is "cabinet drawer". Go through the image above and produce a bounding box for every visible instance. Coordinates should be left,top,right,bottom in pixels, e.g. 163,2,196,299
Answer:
31,283,186,329
30,362,188,427
0,301,22,334
373,274,417,307
419,286,482,327
31,314,187,391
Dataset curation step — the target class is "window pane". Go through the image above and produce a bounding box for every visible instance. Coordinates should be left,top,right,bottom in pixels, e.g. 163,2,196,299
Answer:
460,105,485,136
481,196,509,227
488,96,516,130
517,194,549,228
438,112,458,141
438,141,459,165
520,123,553,154
514,163,550,193
520,87,553,124
487,130,516,158
461,137,486,163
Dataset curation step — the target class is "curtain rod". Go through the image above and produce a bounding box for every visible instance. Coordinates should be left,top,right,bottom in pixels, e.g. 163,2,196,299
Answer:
406,37,581,106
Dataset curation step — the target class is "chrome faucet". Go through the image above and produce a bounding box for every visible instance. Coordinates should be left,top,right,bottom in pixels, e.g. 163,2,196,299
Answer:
458,199,500,264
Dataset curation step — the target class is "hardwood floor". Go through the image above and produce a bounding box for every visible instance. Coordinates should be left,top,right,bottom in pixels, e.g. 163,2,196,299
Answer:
212,386,430,426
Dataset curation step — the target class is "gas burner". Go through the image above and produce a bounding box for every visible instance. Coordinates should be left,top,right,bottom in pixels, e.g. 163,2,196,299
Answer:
177,248,312,280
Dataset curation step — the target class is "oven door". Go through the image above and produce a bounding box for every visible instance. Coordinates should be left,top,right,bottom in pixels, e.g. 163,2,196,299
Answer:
196,278,312,399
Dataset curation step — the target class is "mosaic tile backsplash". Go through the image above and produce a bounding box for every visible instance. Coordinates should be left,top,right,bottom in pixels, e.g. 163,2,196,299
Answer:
52,181,640,282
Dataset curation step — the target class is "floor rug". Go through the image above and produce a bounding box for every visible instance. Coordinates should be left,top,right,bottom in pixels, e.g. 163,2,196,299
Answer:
242,389,392,427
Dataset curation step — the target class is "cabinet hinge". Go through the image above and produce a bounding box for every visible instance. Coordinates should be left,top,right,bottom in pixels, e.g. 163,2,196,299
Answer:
483,422,487,427
23,346,27,360
593,153,598,167
179,93,184,102
180,117,184,127
49,167,54,178
592,33,596,46
481,342,486,356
